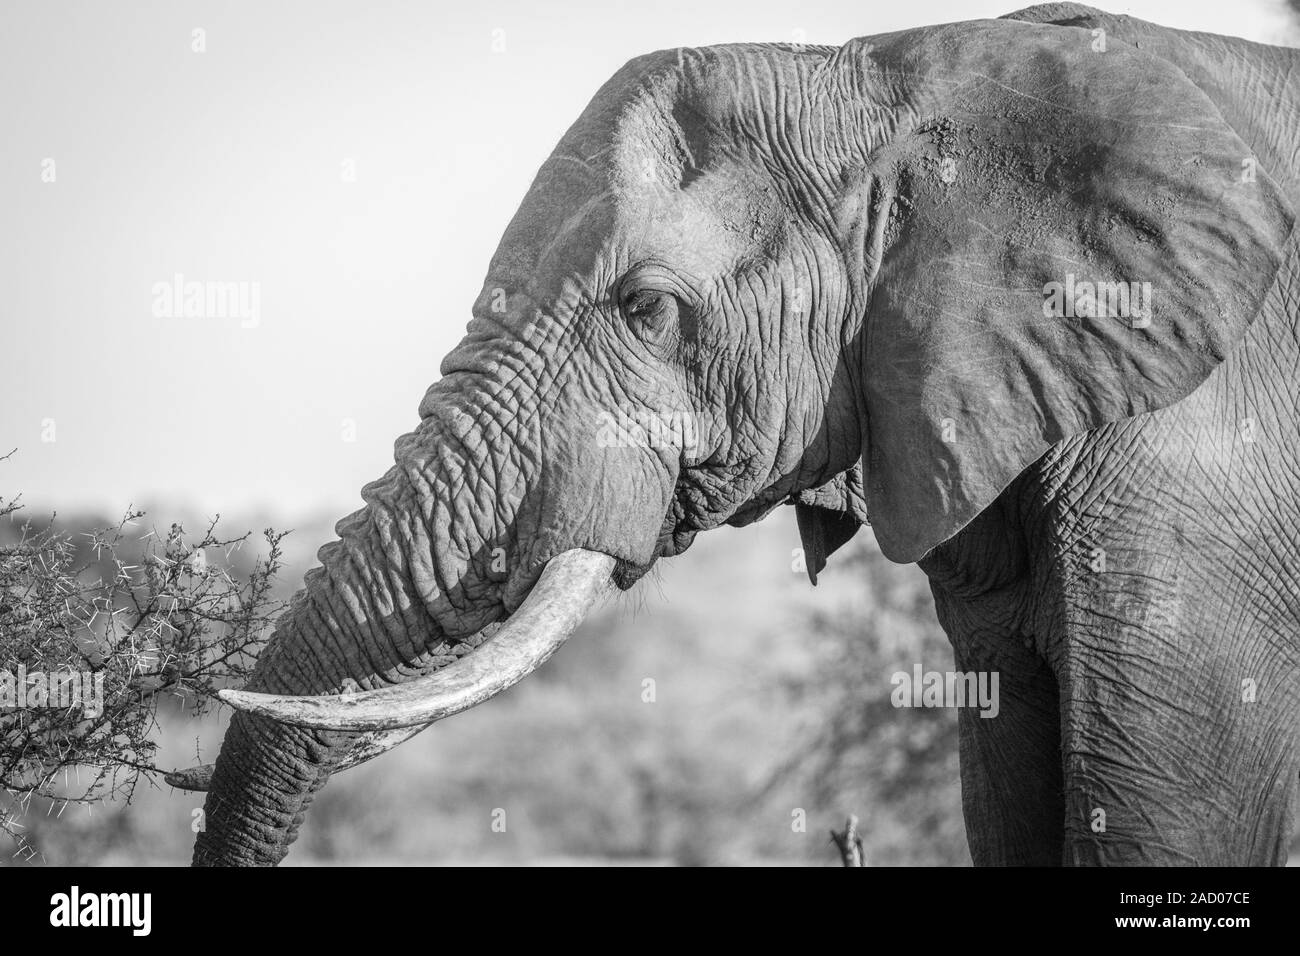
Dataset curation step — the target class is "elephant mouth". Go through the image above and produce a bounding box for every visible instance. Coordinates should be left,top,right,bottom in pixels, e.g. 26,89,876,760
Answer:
612,556,657,590
626,460,785,582
612,501,698,590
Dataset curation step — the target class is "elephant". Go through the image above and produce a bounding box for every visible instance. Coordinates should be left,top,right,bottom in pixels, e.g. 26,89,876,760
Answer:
171,3,1300,865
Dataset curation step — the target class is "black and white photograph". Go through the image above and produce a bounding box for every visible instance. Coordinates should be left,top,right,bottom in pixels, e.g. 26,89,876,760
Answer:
1,0,1297,928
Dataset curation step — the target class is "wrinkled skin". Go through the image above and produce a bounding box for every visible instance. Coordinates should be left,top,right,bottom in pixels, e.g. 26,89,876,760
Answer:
195,4,1300,865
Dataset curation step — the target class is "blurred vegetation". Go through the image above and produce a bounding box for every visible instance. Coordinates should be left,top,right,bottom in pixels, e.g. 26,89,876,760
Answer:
759,541,966,864
0,457,287,861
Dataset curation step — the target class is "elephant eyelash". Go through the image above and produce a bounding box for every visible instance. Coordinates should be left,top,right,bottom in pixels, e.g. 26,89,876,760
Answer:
622,290,665,318
618,286,679,330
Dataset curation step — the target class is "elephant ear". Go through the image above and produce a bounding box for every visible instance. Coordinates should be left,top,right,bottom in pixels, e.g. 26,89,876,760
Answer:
855,19,1294,562
789,463,869,585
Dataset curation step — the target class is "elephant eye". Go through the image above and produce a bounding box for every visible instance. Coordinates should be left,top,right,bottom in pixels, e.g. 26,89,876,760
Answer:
620,288,670,320
618,286,679,341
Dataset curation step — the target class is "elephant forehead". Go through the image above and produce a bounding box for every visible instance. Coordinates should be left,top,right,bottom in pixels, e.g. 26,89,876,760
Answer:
560,45,802,189
488,44,824,299
494,162,785,303
617,172,788,271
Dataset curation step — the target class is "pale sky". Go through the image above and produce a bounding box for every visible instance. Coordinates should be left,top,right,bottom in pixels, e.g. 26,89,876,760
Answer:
3,0,1296,521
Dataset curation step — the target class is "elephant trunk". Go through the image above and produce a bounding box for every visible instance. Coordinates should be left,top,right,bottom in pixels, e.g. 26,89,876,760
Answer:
192,377,607,866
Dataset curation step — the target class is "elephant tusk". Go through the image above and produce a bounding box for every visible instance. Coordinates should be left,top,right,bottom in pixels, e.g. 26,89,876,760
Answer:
334,722,433,765
171,627,514,789
165,765,215,791
217,548,617,732
165,724,435,792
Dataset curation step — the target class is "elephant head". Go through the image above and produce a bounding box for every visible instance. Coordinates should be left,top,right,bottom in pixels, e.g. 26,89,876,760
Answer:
186,11,1290,864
